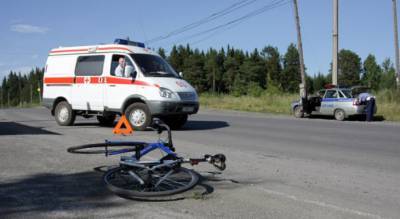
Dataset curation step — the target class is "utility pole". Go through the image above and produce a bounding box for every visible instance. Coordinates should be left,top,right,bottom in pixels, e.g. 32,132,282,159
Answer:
332,0,339,85
292,0,307,105
30,84,33,104
212,70,216,94
7,92,10,108
38,80,42,104
392,0,400,87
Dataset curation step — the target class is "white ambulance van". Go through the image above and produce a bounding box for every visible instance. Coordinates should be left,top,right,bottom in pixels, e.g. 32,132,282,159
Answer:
43,39,199,130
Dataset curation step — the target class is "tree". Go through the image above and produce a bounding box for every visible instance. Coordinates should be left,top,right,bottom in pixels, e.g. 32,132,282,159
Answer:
282,44,301,93
261,46,282,89
312,72,329,92
157,48,166,59
182,49,207,92
231,72,247,96
380,58,397,90
362,54,382,91
239,48,266,88
337,49,361,86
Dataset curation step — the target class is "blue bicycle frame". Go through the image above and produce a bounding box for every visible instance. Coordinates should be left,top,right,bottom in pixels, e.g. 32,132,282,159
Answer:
105,140,177,160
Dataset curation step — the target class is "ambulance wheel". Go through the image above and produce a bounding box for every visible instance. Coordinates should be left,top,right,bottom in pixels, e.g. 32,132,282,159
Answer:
334,109,345,121
54,101,76,126
125,103,151,131
163,115,188,130
294,106,304,118
97,114,116,127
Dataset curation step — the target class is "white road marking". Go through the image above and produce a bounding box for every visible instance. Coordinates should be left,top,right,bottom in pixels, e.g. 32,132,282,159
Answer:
257,187,384,219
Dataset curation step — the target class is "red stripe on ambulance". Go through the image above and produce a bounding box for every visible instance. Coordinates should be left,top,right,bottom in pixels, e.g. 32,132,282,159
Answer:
44,76,153,87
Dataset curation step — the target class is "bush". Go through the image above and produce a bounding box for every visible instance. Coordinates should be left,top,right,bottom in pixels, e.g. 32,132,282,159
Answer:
247,82,264,97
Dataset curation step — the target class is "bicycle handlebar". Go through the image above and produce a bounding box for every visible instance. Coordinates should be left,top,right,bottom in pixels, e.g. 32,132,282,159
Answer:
148,118,174,149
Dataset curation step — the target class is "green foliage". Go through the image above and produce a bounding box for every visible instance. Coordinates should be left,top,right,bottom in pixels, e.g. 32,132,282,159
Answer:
247,81,264,97
337,49,361,86
313,72,329,91
157,48,166,59
380,58,397,90
362,54,382,91
282,44,301,93
0,68,43,108
231,73,247,97
262,46,282,89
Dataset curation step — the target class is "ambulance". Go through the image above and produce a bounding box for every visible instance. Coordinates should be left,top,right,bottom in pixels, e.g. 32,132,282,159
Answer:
42,39,199,130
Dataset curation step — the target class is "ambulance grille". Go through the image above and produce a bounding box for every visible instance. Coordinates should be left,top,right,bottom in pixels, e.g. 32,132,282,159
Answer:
177,92,196,101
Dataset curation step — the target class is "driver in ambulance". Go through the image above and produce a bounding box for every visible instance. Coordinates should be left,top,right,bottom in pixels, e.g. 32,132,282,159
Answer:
115,57,126,77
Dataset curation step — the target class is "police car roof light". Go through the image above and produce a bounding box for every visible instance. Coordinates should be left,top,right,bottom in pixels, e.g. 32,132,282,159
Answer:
114,39,145,48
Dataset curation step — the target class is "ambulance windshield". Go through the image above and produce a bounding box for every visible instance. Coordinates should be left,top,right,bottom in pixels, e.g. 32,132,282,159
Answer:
130,54,179,78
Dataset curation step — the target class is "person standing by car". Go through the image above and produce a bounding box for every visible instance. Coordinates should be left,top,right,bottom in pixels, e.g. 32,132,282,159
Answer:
359,92,375,122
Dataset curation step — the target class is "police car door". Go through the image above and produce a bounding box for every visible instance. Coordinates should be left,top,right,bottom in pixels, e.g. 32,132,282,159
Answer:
320,90,338,115
72,55,105,111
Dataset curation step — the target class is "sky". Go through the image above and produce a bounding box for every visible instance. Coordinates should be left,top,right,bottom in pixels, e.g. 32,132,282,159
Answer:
0,0,398,80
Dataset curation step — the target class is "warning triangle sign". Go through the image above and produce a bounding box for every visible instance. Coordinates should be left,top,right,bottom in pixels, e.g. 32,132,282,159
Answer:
113,115,134,135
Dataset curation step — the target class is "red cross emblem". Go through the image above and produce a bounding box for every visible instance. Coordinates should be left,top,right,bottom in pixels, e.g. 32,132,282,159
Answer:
84,77,90,84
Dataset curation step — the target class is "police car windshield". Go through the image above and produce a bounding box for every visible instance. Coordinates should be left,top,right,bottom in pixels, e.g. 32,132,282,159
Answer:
130,54,178,78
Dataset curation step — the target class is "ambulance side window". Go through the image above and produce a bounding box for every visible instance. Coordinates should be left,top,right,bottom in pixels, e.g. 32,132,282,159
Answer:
75,55,105,76
110,55,135,77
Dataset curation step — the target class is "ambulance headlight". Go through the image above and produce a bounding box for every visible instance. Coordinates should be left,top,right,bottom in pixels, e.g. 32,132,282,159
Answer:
159,87,174,98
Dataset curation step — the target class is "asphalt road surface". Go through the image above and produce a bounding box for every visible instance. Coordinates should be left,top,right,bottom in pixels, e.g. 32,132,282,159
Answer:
0,107,399,219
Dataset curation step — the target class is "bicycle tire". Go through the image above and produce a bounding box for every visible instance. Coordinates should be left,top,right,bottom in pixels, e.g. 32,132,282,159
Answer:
103,166,199,197
67,142,147,154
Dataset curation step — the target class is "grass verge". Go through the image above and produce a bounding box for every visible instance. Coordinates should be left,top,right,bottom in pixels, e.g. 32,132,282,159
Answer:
200,90,400,122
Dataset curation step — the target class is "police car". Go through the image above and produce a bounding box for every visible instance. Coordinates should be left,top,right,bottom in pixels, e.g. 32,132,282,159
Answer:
42,39,199,130
291,85,377,121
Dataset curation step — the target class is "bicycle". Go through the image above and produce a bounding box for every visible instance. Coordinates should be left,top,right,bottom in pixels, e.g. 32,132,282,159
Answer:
67,118,226,198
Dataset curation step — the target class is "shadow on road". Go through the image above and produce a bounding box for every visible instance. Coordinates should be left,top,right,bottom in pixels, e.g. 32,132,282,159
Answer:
180,120,230,131
0,122,60,135
306,114,385,122
69,120,230,131
0,171,118,218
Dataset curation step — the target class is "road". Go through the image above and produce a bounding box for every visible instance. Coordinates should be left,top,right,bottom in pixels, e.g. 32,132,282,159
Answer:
0,107,399,218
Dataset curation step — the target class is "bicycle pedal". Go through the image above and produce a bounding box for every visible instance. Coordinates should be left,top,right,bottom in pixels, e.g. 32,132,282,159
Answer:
120,156,137,163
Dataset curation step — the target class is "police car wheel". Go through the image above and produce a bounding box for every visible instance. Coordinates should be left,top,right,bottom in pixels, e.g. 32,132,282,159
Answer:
334,109,345,121
55,101,76,126
125,103,151,131
294,106,304,118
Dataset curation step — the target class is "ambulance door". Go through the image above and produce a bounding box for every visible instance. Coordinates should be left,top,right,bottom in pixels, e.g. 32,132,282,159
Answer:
72,55,105,111
105,54,137,110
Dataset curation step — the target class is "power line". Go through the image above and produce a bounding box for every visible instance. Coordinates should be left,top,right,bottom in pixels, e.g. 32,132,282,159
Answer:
145,0,258,44
171,0,290,46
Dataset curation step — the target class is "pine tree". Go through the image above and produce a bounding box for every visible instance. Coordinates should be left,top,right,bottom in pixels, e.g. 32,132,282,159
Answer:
337,49,361,86
261,46,282,89
157,48,166,59
362,54,382,91
282,44,301,93
380,58,397,90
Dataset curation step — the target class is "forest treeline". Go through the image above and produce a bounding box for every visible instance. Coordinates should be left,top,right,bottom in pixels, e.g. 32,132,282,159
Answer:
0,43,398,107
160,44,397,96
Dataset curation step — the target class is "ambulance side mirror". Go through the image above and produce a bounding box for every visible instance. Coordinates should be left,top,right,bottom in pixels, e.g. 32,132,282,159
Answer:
130,70,137,80
125,65,136,79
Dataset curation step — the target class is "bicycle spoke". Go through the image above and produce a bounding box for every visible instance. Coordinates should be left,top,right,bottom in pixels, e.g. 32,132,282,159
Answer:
154,169,174,188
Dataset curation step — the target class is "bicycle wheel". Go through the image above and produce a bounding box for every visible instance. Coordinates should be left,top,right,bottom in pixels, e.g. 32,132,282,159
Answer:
104,166,199,197
67,142,147,154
